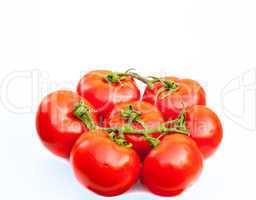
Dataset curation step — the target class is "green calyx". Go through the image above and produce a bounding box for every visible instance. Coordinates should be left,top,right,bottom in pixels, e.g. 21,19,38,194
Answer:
157,111,188,140
121,105,142,124
120,105,160,147
109,132,132,148
175,111,187,132
144,134,160,148
104,72,126,84
149,76,179,99
73,102,96,130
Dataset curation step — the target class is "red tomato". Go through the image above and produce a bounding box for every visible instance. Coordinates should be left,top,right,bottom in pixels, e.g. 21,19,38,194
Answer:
142,134,203,196
142,77,206,120
104,101,164,160
77,70,140,118
70,130,141,196
36,90,98,159
185,105,223,159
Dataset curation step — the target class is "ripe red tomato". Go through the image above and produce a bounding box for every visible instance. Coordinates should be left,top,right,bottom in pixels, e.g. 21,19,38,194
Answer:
104,101,164,159
77,70,140,118
185,105,223,159
70,130,141,196
142,134,203,196
142,77,206,120
36,90,98,159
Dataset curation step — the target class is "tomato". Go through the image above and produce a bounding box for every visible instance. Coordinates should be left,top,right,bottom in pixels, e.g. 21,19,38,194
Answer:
70,130,141,196
104,101,164,160
142,77,206,120
77,70,140,118
36,90,98,159
185,105,223,159
142,134,203,196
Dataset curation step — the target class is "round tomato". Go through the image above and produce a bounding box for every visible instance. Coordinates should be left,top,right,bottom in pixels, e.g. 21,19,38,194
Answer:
77,70,140,118
185,105,223,159
142,134,203,196
104,101,164,159
36,90,98,159
70,130,141,196
142,77,206,120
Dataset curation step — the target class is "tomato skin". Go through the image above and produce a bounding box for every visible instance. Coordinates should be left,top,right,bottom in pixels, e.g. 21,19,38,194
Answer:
185,105,223,159
104,101,164,160
142,134,203,196
70,130,141,196
36,90,98,159
77,70,140,118
142,77,206,120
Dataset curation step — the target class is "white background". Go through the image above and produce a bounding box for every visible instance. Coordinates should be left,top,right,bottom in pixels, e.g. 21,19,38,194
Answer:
1,0,256,199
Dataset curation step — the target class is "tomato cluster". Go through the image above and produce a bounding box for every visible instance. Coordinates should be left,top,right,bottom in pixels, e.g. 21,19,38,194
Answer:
36,69,223,197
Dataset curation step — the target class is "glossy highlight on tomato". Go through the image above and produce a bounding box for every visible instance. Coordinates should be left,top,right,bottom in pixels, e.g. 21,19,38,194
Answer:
70,130,141,196
36,90,98,158
142,134,203,196
77,70,140,118
143,77,206,120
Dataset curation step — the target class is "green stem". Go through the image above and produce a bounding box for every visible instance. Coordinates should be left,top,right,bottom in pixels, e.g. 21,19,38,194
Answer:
73,102,189,148
123,69,155,89
125,70,179,93
104,68,179,92
105,68,179,98
101,123,188,148
101,125,189,135
124,72,154,89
